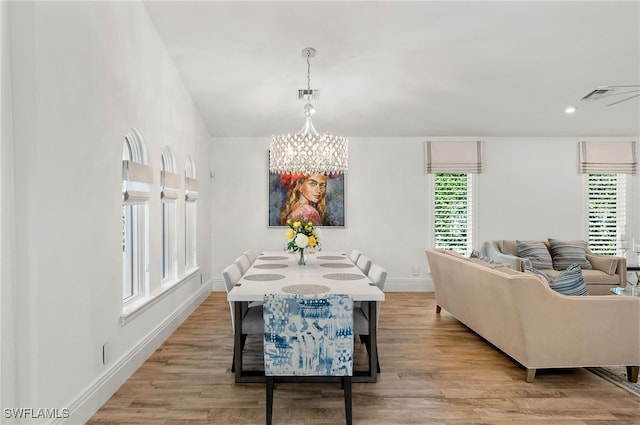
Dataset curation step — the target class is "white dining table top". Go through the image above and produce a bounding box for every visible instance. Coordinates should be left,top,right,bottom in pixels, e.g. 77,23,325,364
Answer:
227,251,385,302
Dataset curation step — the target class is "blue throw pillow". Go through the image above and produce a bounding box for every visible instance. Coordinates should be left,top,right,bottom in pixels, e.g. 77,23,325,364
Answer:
525,263,589,296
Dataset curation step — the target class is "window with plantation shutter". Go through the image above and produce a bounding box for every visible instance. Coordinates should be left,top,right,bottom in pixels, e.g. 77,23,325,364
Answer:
161,146,178,282
587,173,626,255
122,129,150,304
185,156,198,269
433,173,473,254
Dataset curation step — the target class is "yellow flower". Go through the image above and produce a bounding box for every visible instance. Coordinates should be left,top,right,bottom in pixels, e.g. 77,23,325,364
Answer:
293,221,301,228
285,228,295,239
308,236,317,247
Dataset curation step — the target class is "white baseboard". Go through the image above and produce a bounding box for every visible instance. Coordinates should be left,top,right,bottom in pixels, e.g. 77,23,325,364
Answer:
57,281,213,425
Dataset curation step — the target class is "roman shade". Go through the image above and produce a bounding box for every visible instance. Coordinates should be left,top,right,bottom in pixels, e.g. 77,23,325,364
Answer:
424,141,483,173
185,177,199,202
161,170,181,201
578,141,637,174
123,160,153,183
122,160,153,203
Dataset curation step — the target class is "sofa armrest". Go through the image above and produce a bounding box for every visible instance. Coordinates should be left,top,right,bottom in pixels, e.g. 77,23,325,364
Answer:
586,254,627,285
484,241,531,271
511,277,640,367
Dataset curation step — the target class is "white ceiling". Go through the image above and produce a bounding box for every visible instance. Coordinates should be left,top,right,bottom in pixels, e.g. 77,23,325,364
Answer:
143,1,640,138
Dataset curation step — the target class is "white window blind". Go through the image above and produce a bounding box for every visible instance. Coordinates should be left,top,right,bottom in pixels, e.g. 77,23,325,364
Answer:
434,173,473,254
588,173,626,255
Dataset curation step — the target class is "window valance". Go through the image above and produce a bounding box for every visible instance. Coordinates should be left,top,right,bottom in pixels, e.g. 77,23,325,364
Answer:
424,141,483,174
578,141,637,174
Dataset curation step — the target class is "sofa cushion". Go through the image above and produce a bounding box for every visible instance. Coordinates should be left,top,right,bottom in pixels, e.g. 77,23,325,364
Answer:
586,254,618,275
525,263,589,296
517,240,553,270
548,238,592,271
500,240,519,256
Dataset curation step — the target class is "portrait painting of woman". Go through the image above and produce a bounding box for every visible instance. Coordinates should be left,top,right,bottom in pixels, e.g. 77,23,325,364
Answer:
269,172,345,227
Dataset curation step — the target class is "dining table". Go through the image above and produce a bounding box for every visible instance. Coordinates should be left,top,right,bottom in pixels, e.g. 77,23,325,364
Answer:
227,250,385,383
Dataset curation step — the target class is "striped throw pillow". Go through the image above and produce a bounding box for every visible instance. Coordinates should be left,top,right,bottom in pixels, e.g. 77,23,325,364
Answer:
526,263,589,296
548,239,592,271
517,240,553,270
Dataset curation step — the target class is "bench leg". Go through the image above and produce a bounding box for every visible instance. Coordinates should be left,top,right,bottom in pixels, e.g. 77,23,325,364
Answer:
627,366,639,383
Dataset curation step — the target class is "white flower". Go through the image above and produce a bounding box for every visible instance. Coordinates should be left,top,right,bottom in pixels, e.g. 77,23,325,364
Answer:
313,227,322,248
295,233,309,249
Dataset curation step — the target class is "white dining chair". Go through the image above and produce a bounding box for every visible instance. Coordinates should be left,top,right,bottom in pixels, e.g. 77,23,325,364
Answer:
222,263,263,371
354,263,387,373
349,249,362,263
243,249,258,264
264,293,354,425
235,254,251,275
356,254,372,275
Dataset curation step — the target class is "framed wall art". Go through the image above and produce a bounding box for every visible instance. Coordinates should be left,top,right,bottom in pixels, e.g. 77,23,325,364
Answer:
268,165,345,227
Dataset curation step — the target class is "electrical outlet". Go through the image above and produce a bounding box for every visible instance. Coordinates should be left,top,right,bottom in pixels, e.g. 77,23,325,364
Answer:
412,268,420,276
102,342,110,365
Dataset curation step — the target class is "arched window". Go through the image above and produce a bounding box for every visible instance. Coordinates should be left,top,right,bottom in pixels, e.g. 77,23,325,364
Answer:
160,146,179,281
122,129,151,303
185,156,198,269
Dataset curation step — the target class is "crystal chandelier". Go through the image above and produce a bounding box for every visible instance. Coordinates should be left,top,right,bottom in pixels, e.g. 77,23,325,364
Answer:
269,47,348,175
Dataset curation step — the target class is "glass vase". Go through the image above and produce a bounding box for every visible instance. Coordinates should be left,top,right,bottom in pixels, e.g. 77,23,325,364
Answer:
298,249,306,266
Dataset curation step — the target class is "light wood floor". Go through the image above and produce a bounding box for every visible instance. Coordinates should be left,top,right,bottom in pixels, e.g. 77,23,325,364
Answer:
88,292,640,425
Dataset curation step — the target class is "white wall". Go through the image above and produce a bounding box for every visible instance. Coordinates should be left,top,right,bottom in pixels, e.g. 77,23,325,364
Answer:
3,2,212,424
211,136,639,290
0,0,16,414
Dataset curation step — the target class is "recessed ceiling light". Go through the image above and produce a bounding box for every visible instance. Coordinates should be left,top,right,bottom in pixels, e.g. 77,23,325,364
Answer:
565,106,578,114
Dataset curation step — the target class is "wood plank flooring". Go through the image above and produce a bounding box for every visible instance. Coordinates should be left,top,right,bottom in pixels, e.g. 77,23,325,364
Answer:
88,292,640,424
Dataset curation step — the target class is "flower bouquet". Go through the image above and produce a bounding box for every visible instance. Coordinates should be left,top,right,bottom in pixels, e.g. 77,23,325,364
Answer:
285,218,321,265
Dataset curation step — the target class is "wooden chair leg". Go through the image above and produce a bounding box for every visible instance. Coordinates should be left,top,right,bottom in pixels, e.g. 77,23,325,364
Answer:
627,366,639,383
266,377,274,425
343,377,352,425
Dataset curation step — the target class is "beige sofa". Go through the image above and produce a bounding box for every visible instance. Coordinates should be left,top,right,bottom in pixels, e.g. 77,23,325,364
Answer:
425,248,640,383
485,240,626,295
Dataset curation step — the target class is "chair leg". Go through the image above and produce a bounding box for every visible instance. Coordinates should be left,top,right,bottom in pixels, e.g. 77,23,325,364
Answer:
627,366,639,383
343,377,352,425
266,377,274,425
